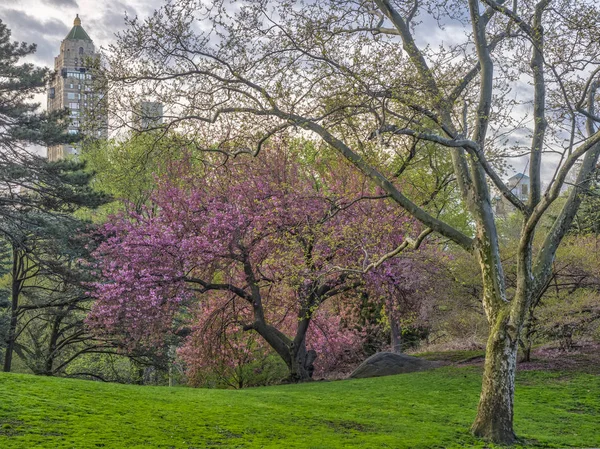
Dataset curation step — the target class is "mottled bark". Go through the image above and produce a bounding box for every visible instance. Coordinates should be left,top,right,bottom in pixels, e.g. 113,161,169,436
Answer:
471,309,518,444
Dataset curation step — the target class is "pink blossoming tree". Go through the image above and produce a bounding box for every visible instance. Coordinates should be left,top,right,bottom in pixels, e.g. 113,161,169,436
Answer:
88,149,428,381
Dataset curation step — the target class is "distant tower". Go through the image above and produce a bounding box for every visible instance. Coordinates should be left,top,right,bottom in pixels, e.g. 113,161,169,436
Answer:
565,160,583,188
133,101,164,130
494,173,530,216
507,173,530,201
47,15,107,161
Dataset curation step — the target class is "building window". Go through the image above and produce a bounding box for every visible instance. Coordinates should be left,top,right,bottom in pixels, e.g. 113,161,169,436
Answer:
521,184,528,197
68,129,79,135
48,87,55,99
66,71,84,79
67,93,76,99
79,47,84,55
69,102,79,109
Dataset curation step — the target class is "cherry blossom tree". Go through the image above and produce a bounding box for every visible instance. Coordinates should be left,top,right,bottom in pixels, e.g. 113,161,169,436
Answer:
88,149,424,381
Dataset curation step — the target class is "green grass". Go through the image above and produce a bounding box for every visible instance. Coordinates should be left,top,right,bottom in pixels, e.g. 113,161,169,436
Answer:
0,367,598,448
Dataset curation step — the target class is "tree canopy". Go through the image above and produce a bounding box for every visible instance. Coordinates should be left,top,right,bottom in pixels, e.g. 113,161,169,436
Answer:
88,146,437,382
105,0,600,443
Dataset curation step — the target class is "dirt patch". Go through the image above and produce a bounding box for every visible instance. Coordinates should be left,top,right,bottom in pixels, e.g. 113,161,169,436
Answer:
518,342,600,374
322,419,374,433
0,420,25,437
455,341,600,374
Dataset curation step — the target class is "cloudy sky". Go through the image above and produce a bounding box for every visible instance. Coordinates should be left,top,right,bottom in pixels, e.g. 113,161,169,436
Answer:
1,0,157,69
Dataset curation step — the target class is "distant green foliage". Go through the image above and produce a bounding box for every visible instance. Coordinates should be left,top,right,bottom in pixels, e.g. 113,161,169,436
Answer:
189,354,289,389
572,170,600,235
80,132,196,219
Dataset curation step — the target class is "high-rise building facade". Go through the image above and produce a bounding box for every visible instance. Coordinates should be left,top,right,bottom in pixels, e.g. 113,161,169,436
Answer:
47,15,107,161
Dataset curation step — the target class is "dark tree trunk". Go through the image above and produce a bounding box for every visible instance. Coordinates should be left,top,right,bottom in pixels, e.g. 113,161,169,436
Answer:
390,316,402,353
288,339,317,382
520,342,532,363
43,311,63,375
3,250,23,373
2,290,18,372
288,314,316,381
253,317,316,383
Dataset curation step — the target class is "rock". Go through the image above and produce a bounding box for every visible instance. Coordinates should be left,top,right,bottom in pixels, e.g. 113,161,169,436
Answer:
349,352,438,379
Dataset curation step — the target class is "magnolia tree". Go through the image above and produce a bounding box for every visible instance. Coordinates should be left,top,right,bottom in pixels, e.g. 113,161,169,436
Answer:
88,150,428,381
106,0,600,442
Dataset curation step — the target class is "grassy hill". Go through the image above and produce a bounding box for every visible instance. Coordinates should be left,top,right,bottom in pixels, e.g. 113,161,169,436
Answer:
0,366,598,448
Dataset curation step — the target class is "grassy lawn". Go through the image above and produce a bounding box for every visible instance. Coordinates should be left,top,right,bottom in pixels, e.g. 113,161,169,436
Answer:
0,366,598,448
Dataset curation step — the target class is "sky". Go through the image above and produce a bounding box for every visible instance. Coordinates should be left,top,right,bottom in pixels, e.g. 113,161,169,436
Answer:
1,0,157,69
0,1,568,181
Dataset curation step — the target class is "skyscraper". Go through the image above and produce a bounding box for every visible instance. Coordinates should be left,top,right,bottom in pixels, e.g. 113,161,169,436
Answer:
47,15,107,161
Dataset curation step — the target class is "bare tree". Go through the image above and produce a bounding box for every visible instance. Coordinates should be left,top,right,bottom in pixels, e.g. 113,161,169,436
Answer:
105,0,600,443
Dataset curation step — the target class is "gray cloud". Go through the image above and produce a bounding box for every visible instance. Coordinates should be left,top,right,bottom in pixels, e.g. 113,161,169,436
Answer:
83,1,138,47
45,0,79,7
0,8,69,66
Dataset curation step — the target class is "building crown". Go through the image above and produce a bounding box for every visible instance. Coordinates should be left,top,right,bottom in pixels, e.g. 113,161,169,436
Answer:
65,14,91,41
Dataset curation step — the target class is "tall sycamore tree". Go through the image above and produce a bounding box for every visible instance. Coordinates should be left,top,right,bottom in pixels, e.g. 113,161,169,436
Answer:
106,0,600,443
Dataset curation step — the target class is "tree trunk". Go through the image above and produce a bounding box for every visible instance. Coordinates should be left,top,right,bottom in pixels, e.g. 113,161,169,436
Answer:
289,313,317,382
253,318,316,382
519,340,532,363
44,310,64,376
471,312,518,444
2,304,18,372
519,314,535,363
390,318,402,353
289,340,316,382
3,260,22,372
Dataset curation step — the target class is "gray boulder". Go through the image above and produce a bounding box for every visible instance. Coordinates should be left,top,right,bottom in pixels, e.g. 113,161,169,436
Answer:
349,352,438,379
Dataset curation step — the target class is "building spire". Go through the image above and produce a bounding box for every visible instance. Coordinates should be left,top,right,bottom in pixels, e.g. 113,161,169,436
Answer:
65,14,91,41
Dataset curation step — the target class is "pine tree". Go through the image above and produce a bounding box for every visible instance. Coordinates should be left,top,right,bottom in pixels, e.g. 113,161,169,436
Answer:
0,20,108,372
